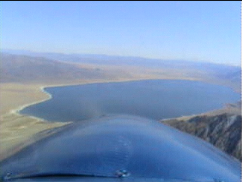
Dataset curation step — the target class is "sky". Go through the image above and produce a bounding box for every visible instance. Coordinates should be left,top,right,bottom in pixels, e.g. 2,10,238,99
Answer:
1,1,241,66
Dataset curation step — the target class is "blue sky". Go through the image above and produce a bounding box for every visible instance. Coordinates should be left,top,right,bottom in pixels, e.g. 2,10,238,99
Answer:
1,1,240,65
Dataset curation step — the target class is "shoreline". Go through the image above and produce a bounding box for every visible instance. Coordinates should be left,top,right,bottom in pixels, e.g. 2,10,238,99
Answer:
12,75,240,120
10,86,52,116
15,78,240,123
17,77,241,114
5,78,159,121
10,77,173,118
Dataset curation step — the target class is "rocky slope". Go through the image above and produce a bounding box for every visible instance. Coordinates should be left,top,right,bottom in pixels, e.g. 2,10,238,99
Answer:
162,104,241,161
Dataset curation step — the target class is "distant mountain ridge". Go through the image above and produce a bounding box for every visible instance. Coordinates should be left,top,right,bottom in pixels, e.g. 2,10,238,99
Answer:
1,49,240,68
1,50,240,92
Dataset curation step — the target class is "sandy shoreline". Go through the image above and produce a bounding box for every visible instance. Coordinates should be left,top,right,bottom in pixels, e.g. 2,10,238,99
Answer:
10,86,52,116
11,77,175,116
6,79,142,117
0,82,74,161
14,77,241,117
10,75,241,118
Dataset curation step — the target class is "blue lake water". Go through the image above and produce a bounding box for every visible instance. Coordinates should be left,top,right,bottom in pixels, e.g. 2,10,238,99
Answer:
21,80,240,122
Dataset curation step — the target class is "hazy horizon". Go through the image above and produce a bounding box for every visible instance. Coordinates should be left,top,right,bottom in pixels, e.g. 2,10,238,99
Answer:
1,48,240,67
1,2,240,66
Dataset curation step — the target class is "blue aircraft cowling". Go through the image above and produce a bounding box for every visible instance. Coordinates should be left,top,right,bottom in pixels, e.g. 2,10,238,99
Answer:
0,115,240,182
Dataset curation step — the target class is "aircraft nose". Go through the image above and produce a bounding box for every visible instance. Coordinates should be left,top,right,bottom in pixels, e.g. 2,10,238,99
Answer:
95,134,133,177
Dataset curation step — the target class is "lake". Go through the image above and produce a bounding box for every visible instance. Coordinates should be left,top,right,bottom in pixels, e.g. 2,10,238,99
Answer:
20,80,240,122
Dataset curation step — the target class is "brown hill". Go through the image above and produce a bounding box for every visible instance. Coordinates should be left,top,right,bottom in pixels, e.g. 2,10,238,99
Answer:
162,104,241,161
0,53,117,83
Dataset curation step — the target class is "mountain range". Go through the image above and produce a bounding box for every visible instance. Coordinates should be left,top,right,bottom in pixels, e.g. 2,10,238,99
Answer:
1,50,241,92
